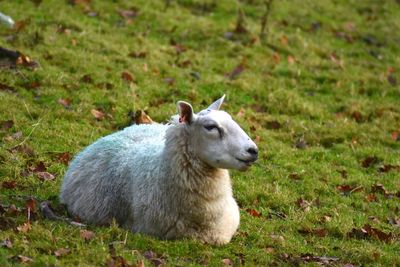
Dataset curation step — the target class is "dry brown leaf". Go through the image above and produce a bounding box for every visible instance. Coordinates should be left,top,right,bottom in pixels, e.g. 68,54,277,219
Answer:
15,255,33,263
245,208,262,217
226,64,245,80
121,71,135,82
57,152,71,165
222,258,233,266
1,239,12,248
54,248,71,257
91,109,105,120
37,172,55,181
287,55,295,64
0,120,14,131
58,98,72,108
2,180,17,189
17,222,31,233
80,230,95,241
391,131,399,141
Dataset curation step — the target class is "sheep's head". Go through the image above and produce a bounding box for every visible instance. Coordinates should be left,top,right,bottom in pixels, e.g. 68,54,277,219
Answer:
177,95,258,171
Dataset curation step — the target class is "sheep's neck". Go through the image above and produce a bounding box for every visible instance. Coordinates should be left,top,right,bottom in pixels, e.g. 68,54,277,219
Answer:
163,125,230,198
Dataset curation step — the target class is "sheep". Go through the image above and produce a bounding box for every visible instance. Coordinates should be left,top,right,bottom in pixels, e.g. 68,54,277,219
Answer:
60,95,258,245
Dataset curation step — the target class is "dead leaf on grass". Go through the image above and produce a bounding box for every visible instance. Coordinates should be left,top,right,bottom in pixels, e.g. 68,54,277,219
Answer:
143,250,165,267
2,180,17,189
265,120,281,129
10,144,35,157
128,51,146,58
391,131,399,141
245,208,262,217
16,222,31,233
348,224,393,243
91,109,105,120
0,120,14,131
0,83,16,93
37,172,55,181
1,239,13,248
56,152,72,165
226,64,245,80
58,98,72,109
12,255,33,263
378,164,400,173
80,229,95,241
221,258,233,266
361,156,380,168
54,248,71,257
121,71,135,83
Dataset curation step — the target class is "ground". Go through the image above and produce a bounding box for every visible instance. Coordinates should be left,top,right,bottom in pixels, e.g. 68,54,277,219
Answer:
0,0,399,266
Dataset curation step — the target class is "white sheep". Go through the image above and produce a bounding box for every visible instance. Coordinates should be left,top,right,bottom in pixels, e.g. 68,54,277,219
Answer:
60,96,258,245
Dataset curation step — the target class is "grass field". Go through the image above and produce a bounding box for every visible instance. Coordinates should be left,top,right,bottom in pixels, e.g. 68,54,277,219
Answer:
1,0,399,266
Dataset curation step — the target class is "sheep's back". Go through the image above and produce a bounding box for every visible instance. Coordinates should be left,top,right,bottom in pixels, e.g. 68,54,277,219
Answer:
60,123,169,226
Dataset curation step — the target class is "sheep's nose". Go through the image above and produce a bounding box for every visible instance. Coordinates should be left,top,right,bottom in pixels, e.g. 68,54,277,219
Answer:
247,147,258,158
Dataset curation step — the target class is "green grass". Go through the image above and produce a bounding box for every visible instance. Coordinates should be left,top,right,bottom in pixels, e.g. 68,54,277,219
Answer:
1,0,399,266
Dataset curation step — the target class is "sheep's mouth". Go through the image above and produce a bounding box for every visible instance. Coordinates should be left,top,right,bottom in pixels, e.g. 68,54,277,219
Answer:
236,157,257,165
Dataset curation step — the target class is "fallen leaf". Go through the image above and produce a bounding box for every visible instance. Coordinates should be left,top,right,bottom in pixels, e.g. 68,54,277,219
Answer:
163,77,175,86
121,71,135,83
36,172,55,181
0,83,16,93
365,193,377,202
14,255,33,263
387,217,400,227
371,183,392,198
272,53,280,64
378,164,400,173
296,198,311,212
361,156,379,168
54,248,70,257
287,55,295,64
16,222,31,233
81,74,93,83
134,110,153,124
58,98,72,108
5,131,23,142
279,35,288,46
387,74,397,86
2,180,17,189
1,239,12,248
300,254,339,265
265,120,281,129
391,131,399,141
294,138,307,149
236,108,246,118
320,215,332,223
118,7,139,19
56,152,71,165
246,208,262,217
29,161,47,173
143,250,165,267
222,258,233,266
289,173,301,180
22,81,41,90
91,109,105,120
348,224,393,243
80,230,95,241
0,120,14,131
128,51,146,58
351,111,363,123
10,144,35,157
226,64,244,80
337,169,348,178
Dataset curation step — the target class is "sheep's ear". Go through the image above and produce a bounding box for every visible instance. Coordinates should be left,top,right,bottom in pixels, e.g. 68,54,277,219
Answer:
207,95,225,110
177,101,194,124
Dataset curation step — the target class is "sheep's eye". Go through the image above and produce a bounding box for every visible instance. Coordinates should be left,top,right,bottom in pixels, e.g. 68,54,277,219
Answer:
204,125,218,131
